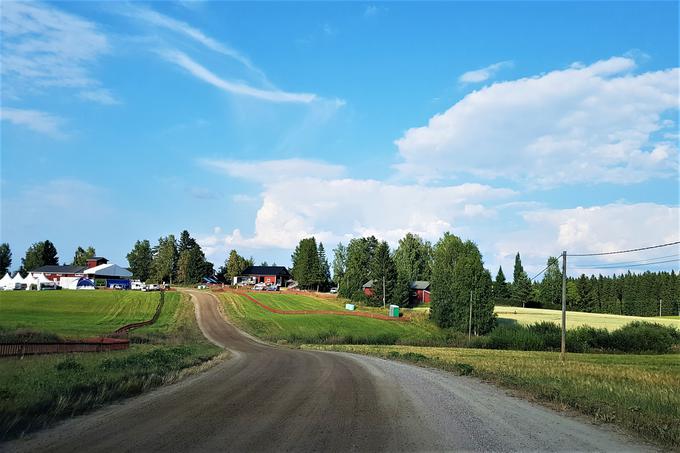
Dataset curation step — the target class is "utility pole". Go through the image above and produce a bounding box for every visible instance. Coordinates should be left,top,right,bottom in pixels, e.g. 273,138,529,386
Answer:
561,251,567,362
659,299,662,317
382,275,386,308
468,290,473,340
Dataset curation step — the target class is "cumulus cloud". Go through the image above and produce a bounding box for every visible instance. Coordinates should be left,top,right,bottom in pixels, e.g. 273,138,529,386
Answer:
396,57,679,187
1,1,113,102
492,202,680,276
458,61,513,84
0,107,66,138
200,159,515,250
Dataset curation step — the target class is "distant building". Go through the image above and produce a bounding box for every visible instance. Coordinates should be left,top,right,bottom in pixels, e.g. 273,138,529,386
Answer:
363,279,431,304
235,266,292,286
31,265,87,281
31,258,132,289
86,257,108,268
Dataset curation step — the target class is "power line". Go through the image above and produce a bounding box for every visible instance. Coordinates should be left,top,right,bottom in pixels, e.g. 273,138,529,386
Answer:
572,253,680,268
530,259,559,281
574,258,680,270
567,241,680,257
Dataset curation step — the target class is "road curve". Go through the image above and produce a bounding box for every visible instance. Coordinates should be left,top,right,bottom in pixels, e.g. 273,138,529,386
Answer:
6,290,649,452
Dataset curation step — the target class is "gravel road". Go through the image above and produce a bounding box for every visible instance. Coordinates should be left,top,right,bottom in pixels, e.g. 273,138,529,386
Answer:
5,290,649,452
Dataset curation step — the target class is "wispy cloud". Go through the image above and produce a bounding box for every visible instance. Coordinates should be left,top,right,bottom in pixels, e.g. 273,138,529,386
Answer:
458,60,513,84
1,1,114,103
78,88,120,105
1,107,66,138
162,50,318,103
122,5,268,82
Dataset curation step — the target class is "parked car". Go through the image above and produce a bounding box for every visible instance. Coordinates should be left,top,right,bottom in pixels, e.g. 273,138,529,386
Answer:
112,284,124,290
266,285,279,291
253,283,267,291
146,284,160,291
197,284,207,289
330,287,338,294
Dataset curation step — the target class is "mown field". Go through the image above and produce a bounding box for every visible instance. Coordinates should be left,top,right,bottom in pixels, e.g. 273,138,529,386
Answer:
221,292,446,344
0,291,221,440
0,291,172,338
306,344,680,449
494,305,680,331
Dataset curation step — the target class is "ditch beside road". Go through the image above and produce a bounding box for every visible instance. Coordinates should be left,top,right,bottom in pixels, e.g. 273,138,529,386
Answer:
5,289,651,452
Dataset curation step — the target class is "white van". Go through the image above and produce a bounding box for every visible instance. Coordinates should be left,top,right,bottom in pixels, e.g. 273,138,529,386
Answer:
131,280,146,291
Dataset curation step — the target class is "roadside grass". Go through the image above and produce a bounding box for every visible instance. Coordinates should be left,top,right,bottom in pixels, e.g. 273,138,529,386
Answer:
0,292,222,440
221,292,446,345
305,344,680,449
247,291,392,315
494,305,680,331
0,291,171,338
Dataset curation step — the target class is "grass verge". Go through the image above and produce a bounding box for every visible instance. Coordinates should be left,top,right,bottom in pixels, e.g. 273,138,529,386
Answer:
0,292,221,440
304,344,680,449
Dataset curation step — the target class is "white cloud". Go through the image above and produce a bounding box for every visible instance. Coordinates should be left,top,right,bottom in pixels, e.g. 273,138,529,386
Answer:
1,1,112,102
199,158,346,183
492,202,680,277
0,107,66,138
124,5,266,81
162,50,318,103
200,159,515,249
397,57,679,187
458,60,513,84
78,88,120,105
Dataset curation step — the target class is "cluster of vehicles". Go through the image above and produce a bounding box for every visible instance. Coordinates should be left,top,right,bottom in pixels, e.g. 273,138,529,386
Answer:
252,282,279,291
131,280,162,291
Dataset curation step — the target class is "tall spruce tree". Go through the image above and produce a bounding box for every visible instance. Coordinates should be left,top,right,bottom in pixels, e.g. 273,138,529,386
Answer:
537,256,562,308
127,240,153,281
21,240,59,275
317,242,331,291
291,237,321,290
369,241,396,307
511,252,532,307
493,266,510,305
332,243,347,286
220,250,252,283
0,243,12,276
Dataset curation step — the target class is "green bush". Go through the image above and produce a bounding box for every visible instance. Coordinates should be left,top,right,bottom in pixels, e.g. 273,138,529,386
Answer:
609,322,678,354
55,358,84,372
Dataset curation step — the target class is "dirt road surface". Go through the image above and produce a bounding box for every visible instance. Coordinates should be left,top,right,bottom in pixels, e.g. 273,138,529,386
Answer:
5,290,649,452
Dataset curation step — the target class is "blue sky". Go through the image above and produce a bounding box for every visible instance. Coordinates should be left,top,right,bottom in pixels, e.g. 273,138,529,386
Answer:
1,1,678,278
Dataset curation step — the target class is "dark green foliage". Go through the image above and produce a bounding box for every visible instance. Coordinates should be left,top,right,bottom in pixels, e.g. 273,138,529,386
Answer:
174,231,212,285
21,240,59,273
485,321,679,354
339,236,378,299
537,257,561,308
72,246,95,267
368,241,396,307
150,235,178,284
393,233,432,282
55,358,84,372
127,240,153,281
511,253,532,307
0,243,12,276
331,242,347,285
492,266,510,305
430,233,495,334
317,243,331,291
219,250,253,283
291,237,324,290
393,273,413,308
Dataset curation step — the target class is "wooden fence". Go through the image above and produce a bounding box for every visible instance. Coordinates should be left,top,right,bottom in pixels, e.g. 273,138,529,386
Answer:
0,338,129,357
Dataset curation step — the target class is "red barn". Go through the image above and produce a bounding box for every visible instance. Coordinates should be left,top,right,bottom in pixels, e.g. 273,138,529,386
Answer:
239,266,292,286
411,281,431,304
362,280,375,297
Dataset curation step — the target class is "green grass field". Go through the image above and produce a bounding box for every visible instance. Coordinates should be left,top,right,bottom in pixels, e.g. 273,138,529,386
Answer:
306,344,680,448
0,291,221,439
221,292,446,344
494,305,680,331
0,291,173,338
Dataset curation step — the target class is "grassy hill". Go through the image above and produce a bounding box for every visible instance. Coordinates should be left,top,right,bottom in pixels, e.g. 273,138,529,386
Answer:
0,290,174,338
220,291,446,345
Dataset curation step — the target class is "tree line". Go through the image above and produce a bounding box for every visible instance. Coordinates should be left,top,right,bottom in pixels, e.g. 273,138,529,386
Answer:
0,240,97,277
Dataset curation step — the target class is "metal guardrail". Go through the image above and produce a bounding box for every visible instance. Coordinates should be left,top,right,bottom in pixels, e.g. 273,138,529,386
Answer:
0,338,129,357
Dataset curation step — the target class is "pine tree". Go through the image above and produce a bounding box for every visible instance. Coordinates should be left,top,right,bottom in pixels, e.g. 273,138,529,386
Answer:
332,243,347,286
72,246,96,266
21,240,59,274
511,253,532,307
317,243,331,291
492,266,510,305
0,243,12,276
340,236,378,300
537,257,561,308
369,241,396,307
127,240,153,281
291,237,321,290
220,249,251,283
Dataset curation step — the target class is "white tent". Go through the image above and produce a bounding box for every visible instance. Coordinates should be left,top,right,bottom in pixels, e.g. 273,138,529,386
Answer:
23,273,39,290
0,273,12,290
10,273,25,288
83,263,132,278
36,273,56,290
